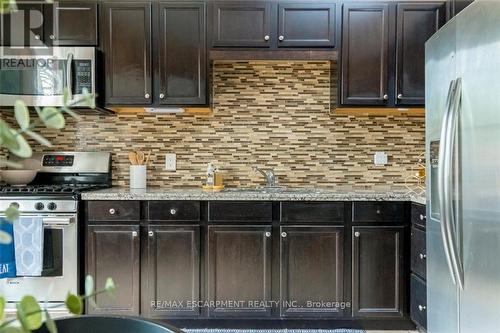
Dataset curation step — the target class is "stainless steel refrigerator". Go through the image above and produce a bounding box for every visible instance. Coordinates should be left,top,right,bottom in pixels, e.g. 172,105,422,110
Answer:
425,1,500,332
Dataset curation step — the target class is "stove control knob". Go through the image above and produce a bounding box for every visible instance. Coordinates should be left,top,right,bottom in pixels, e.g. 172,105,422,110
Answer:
47,202,57,211
35,202,45,211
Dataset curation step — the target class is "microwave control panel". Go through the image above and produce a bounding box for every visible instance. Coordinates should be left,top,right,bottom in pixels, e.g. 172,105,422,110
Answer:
73,60,92,94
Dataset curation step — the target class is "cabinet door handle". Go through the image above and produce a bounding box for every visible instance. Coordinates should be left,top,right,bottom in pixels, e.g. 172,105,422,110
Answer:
132,231,138,237
49,34,55,40
264,35,270,41
170,208,177,215
383,94,389,100
148,231,154,237
397,93,403,99
354,231,360,237
420,214,426,221
265,231,271,238
420,253,427,260
109,208,116,215
34,34,40,40
418,305,426,311
144,93,150,99
159,93,165,99
278,35,284,41
281,232,287,238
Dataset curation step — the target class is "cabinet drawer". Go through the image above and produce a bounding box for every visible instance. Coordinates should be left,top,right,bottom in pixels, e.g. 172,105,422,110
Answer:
411,203,426,228
208,201,272,222
411,226,426,279
87,201,140,222
148,201,200,222
352,202,405,223
280,202,344,223
410,273,427,330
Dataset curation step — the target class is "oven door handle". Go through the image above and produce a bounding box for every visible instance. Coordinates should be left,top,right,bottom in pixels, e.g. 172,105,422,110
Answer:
43,217,74,226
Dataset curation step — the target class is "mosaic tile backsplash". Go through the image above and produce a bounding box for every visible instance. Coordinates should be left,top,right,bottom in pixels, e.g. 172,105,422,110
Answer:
1,61,425,188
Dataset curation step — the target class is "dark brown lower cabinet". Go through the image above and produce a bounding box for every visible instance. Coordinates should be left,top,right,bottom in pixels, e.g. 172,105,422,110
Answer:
352,226,405,318
207,225,272,317
279,226,344,318
86,225,140,315
144,225,200,318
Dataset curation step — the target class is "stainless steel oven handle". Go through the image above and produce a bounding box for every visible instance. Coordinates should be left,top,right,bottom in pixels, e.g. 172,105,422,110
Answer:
438,79,458,286
446,77,464,290
43,217,74,226
66,53,74,101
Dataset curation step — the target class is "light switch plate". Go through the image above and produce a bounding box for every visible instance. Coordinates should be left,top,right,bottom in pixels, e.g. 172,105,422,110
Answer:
374,152,388,166
165,153,176,171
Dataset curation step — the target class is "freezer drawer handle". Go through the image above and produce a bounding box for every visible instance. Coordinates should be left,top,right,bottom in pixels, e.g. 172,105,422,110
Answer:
418,305,426,312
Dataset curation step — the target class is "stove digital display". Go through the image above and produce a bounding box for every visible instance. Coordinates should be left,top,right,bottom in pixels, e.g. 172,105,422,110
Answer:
43,155,74,167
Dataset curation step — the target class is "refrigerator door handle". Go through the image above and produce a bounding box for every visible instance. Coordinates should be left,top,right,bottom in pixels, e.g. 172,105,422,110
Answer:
438,79,458,286
446,77,465,290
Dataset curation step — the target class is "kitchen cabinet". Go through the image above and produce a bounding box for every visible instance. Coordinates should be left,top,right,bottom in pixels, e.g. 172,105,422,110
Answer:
207,225,273,317
351,226,405,318
341,1,445,107
144,225,200,318
410,203,427,330
157,2,206,105
341,3,390,105
1,2,45,46
448,0,474,17
44,1,98,46
86,225,140,315
102,2,153,105
279,226,344,317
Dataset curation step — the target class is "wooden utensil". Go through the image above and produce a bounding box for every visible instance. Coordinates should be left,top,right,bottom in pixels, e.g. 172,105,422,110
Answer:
128,152,138,165
136,151,145,165
145,151,151,165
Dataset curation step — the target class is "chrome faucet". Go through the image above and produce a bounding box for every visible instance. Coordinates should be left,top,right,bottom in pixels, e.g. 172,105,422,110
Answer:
252,166,277,187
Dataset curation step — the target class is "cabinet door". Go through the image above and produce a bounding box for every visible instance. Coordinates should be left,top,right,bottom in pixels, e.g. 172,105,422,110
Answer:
207,225,272,317
341,3,390,105
158,2,206,105
212,1,271,47
1,2,45,46
44,1,98,46
103,2,153,105
145,225,200,318
86,225,140,315
352,226,405,318
280,226,344,318
277,3,336,48
395,3,445,105
449,0,473,17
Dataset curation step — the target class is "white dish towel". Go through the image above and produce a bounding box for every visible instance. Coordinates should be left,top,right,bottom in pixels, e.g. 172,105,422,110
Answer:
13,217,44,276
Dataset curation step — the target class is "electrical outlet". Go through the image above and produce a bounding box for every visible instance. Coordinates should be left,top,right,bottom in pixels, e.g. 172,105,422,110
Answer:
374,152,388,166
165,153,176,171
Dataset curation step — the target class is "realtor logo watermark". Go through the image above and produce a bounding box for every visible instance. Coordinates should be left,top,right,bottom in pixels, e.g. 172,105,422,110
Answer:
152,300,352,310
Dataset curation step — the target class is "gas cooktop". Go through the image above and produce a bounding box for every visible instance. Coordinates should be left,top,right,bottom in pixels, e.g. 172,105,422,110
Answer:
0,184,109,196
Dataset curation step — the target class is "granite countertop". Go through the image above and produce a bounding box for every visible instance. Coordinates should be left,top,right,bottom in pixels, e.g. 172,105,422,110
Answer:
81,186,426,205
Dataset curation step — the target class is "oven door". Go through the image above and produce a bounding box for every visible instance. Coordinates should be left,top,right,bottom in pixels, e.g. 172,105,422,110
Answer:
0,214,78,303
0,47,95,107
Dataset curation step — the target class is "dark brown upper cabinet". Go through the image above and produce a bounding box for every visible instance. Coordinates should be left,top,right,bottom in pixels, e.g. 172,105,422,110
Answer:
44,1,98,46
341,1,446,107
157,2,206,105
1,2,45,46
395,3,445,105
212,1,272,48
277,3,336,48
341,3,390,105
144,225,200,318
279,226,344,318
448,0,473,17
86,225,140,316
352,226,405,318
102,2,153,105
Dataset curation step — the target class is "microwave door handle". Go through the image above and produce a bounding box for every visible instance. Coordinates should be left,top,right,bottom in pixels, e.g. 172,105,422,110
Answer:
438,79,458,286
66,52,73,101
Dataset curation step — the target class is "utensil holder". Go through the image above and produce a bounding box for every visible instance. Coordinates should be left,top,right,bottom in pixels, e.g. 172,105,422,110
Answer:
130,165,147,189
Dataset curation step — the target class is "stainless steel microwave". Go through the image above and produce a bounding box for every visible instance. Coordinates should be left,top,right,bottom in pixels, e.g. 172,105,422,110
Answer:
0,47,96,107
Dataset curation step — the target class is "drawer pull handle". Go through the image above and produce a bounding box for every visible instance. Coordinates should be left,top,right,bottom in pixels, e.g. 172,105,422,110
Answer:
265,231,271,238
376,209,381,214
354,231,360,237
149,231,154,237
264,35,270,41
420,253,427,260
420,214,426,221
281,232,287,238
418,305,426,311
278,35,284,41
132,231,138,237
109,208,116,215
170,208,177,215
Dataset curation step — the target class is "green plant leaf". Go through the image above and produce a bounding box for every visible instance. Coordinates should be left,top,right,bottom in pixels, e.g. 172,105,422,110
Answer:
65,294,82,315
0,230,12,245
6,130,32,158
61,107,82,121
5,205,19,222
0,120,19,151
16,295,42,331
84,275,94,297
25,130,53,147
0,326,24,333
105,277,116,295
39,107,65,129
44,310,58,333
14,100,30,130
0,296,5,324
